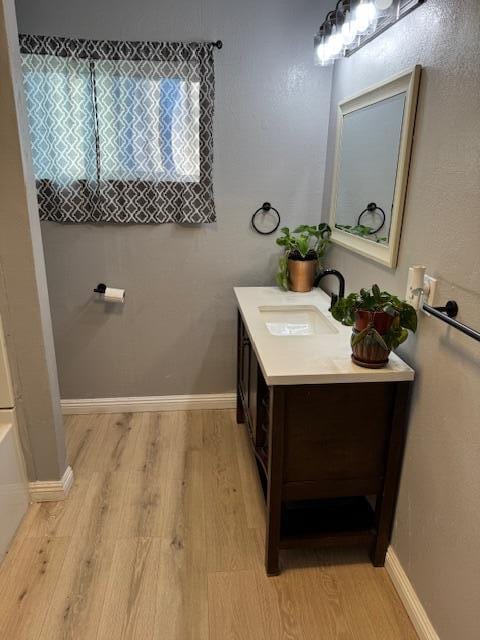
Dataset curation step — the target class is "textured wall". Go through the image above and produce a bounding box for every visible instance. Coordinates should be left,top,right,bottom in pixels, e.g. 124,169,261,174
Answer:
0,0,66,481
322,2,480,638
15,0,333,399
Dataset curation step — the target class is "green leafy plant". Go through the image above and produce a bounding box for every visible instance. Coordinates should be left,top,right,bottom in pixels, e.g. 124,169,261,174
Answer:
336,223,387,244
331,284,417,351
276,224,331,290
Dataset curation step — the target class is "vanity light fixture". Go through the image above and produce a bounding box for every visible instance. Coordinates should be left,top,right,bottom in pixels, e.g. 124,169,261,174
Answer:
314,0,425,66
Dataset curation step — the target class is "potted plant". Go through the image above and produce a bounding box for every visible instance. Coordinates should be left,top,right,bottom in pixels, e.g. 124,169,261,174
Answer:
335,223,387,244
331,284,417,368
276,224,331,292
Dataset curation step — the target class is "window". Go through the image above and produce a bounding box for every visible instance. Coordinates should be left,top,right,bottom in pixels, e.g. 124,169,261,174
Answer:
20,35,216,224
22,55,96,184
94,59,200,182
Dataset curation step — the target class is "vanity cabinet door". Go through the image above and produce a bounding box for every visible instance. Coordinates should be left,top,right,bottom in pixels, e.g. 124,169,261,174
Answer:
248,349,270,451
237,311,269,450
248,352,258,435
239,318,250,403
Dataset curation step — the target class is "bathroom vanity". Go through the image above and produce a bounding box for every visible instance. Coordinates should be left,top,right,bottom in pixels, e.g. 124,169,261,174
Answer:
235,287,414,575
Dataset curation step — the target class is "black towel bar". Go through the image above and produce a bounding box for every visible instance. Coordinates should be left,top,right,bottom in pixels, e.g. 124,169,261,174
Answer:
423,301,480,343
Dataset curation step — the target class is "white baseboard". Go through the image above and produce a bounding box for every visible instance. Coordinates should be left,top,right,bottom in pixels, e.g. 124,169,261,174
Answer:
61,393,237,415
29,465,74,502
385,547,439,640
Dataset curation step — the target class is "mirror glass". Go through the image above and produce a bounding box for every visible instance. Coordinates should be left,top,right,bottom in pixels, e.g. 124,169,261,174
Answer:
328,66,421,268
335,93,406,246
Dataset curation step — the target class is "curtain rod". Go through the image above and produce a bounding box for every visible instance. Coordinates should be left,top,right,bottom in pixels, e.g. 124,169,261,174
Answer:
211,40,223,49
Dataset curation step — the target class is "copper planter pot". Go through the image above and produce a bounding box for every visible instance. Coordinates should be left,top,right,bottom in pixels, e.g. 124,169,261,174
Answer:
288,258,317,293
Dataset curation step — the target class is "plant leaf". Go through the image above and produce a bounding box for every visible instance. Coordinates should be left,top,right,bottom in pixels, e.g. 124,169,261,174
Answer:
371,329,389,351
383,304,397,317
351,327,369,346
276,255,289,290
397,328,409,346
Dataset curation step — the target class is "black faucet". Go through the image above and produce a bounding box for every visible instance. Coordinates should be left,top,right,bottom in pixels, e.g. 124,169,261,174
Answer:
313,269,345,310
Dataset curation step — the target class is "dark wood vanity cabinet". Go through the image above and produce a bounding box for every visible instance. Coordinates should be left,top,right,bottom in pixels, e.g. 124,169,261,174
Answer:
236,311,411,576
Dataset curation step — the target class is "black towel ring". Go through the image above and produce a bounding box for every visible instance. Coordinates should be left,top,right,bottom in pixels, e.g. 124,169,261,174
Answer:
251,202,281,235
357,202,386,235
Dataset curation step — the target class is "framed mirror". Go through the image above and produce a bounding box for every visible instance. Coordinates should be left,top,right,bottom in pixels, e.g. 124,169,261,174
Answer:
329,65,421,268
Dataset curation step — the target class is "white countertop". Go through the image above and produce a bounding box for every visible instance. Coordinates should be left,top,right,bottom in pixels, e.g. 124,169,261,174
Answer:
234,287,415,386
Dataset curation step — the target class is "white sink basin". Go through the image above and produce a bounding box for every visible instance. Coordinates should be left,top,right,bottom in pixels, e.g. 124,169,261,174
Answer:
259,305,338,336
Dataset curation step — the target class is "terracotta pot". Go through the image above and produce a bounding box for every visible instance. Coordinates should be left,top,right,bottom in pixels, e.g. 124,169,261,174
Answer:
288,257,317,293
354,310,394,334
351,310,393,369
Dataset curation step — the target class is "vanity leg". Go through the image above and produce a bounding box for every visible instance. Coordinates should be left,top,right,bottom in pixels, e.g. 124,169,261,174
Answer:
266,537,280,576
372,382,411,566
265,387,286,576
265,464,281,575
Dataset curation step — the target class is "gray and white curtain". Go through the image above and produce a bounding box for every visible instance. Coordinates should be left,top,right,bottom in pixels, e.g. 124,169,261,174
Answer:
19,35,216,223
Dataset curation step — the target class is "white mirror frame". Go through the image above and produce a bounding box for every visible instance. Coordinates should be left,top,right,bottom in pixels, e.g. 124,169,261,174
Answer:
329,65,422,268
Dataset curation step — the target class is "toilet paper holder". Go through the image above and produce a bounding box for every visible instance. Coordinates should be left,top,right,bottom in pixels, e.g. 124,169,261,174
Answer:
93,283,125,303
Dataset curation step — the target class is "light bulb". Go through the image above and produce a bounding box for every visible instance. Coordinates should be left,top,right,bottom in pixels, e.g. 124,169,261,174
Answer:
314,33,332,66
355,0,377,34
327,25,344,56
341,10,358,45
314,42,328,65
324,36,333,57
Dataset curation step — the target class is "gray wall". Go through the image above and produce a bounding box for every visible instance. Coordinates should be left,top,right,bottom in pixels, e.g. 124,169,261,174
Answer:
322,2,480,638
15,0,333,399
0,0,66,482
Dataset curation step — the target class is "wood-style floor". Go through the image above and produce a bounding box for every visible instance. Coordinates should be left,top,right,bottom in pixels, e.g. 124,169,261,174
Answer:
0,410,417,639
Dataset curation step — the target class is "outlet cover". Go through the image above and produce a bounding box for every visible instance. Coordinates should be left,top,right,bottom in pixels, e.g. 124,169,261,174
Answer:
422,274,437,313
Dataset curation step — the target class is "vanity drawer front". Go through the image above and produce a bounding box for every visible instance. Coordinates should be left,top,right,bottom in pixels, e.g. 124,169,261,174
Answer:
283,383,396,486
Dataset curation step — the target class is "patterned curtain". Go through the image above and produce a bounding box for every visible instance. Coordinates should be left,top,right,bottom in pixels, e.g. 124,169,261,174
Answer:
19,35,216,224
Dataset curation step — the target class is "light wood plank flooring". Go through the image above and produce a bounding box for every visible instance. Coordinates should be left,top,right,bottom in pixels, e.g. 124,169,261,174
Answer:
0,410,417,639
